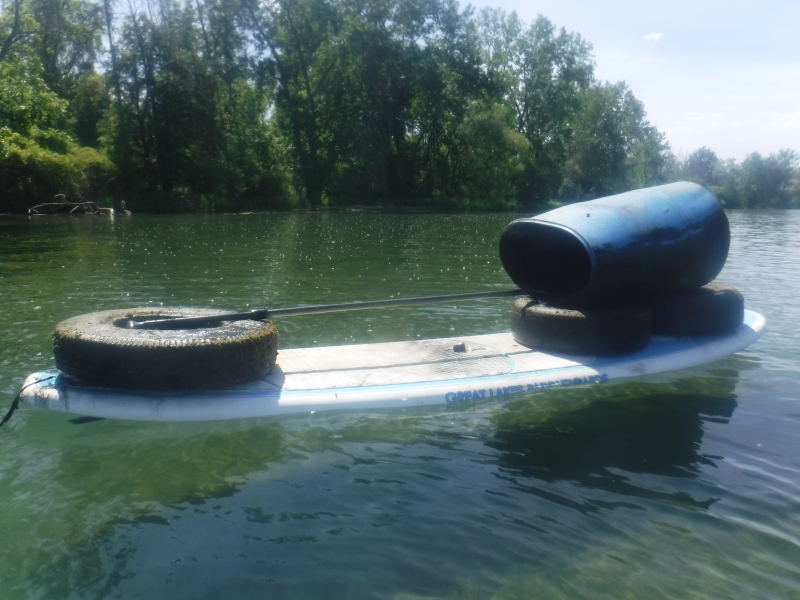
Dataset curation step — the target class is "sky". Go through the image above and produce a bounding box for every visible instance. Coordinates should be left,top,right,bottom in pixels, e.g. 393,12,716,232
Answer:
461,0,800,162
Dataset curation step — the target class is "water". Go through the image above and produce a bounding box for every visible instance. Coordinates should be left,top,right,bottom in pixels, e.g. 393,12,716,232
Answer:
0,210,798,599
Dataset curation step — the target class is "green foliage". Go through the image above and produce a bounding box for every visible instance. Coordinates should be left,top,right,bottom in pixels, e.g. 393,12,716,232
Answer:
0,0,796,212
477,9,594,205
0,126,114,210
0,53,68,134
246,0,487,206
0,52,113,212
682,146,718,188
70,71,107,147
28,0,104,92
736,150,800,208
561,82,669,200
102,0,291,210
447,101,528,205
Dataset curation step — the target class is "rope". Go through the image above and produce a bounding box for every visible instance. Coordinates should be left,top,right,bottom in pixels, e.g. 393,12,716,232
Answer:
0,379,46,430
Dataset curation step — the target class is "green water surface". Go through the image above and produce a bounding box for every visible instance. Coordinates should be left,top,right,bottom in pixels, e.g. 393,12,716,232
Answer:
0,211,798,599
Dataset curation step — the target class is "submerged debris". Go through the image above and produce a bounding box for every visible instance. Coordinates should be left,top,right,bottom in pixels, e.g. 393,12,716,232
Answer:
28,201,115,216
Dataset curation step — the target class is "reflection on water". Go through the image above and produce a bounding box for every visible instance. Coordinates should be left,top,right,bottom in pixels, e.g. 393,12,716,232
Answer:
492,386,737,512
1,211,799,599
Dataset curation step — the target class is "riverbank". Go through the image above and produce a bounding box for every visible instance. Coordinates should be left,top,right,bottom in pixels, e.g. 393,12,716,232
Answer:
1,197,530,215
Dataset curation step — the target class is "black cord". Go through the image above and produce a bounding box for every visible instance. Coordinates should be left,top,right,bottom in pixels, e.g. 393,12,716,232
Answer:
0,379,46,430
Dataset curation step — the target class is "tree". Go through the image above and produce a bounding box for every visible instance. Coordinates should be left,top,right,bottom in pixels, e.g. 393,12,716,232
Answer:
560,82,668,200
244,0,487,205
446,101,528,205
3,0,794,212
736,150,800,208
667,148,800,209
386,0,489,202
243,0,344,205
683,146,719,188
28,0,104,94
477,10,594,205
104,0,288,209
0,0,33,63
0,52,113,211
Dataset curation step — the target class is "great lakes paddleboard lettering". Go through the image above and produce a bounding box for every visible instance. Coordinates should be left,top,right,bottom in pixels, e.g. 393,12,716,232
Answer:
444,373,609,402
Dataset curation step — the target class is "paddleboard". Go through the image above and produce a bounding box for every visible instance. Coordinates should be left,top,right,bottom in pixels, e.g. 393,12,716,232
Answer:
21,310,765,422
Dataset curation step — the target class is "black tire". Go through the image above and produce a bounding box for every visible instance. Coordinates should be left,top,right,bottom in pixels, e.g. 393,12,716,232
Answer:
511,297,652,355
53,308,278,391
650,282,744,336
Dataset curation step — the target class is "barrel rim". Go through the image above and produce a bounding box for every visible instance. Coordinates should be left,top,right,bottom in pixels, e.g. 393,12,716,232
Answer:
501,217,598,301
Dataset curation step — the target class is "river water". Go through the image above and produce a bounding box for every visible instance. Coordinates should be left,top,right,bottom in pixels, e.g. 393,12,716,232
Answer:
0,210,798,599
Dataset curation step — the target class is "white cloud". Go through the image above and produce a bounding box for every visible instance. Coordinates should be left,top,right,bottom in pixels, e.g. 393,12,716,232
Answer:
643,33,664,43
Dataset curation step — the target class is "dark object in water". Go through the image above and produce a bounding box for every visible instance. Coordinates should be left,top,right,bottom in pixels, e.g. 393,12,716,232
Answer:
28,201,113,216
499,182,730,304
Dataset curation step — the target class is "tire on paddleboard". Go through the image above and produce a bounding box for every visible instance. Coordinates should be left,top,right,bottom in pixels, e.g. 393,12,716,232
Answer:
650,282,744,336
53,308,278,390
511,297,652,355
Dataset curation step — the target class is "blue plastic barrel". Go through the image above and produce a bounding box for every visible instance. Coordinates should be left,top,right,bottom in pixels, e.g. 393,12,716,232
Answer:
499,182,730,304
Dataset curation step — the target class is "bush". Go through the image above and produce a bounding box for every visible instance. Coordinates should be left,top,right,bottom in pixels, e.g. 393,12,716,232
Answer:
0,126,115,212
0,54,115,212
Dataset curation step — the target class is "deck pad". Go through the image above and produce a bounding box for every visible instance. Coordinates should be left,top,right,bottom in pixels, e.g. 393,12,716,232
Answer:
266,335,591,391
21,310,765,422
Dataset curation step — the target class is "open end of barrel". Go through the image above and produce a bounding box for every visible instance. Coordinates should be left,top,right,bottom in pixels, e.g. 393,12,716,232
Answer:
499,220,594,299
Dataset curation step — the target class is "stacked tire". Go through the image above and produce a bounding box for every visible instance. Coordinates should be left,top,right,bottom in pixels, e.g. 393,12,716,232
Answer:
511,282,745,356
511,299,653,355
649,282,744,337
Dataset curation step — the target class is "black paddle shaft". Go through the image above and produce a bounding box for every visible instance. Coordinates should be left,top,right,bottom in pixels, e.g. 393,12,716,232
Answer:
127,289,524,330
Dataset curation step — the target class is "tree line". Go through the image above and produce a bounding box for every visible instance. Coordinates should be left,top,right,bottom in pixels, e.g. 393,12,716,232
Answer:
1,0,798,212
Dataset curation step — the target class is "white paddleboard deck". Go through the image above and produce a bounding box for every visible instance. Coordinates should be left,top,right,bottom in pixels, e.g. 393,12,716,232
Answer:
22,310,766,422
